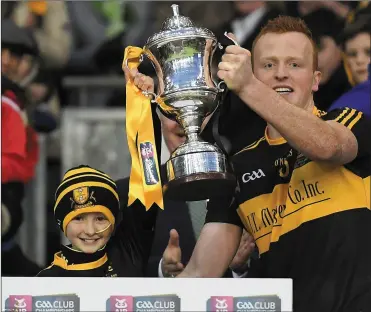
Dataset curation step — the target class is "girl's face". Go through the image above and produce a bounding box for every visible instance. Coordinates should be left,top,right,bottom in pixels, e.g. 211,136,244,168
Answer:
65,212,112,253
345,32,370,85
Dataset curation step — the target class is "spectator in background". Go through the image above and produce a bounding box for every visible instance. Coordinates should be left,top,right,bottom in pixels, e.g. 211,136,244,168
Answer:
66,1,153,74
1,1,17,19
285,1,352,110
1,19,41,276
215,1,284,52
320,1,359,18
12,0,72,69
65,1,123,75
64,1,154,108
11,0,68,146
329,2,371,116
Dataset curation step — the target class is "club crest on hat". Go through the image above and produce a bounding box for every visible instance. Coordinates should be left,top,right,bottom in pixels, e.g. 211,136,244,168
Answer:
70,186,96,209
73,187,89,204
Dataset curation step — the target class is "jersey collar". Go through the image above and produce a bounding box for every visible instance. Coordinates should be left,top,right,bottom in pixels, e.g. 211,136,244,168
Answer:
53,244,108,270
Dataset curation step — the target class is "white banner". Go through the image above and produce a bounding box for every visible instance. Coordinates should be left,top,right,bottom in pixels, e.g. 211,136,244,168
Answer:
1,277,292,312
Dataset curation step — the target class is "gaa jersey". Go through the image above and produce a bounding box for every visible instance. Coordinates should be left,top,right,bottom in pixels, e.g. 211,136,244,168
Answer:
206,107,371,312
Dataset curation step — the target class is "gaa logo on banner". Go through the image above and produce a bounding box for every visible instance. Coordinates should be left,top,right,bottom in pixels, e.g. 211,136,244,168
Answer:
106,294,181,312
207,295,281,312
139,142,160,185
4,294,80,312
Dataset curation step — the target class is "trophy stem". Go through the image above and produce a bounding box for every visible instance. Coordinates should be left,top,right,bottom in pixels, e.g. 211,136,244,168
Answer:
185,132,200,143
176,109,203,143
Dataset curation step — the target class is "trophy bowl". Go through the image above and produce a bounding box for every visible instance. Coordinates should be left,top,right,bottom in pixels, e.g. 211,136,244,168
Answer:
141,4,236,201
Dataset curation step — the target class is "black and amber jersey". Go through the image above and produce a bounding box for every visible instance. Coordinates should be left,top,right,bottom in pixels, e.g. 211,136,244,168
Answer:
38,179,158,277
201,91,267,154
206,107,371,312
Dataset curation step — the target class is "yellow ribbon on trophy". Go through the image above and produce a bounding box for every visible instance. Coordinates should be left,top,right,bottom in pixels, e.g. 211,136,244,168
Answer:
123,46,164,210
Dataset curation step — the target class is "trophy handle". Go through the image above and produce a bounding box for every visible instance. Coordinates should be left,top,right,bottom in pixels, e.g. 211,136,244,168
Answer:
223,31,239,46
215,32,240,93
217,80,226,93
124,55,158,104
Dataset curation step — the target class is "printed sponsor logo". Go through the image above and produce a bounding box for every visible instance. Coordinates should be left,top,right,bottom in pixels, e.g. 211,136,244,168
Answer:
106,295,180,312
108,296,133,312
6,295,33,312
140,142,160,185
207,295,281,312
207,296,234,312
5,294,80,312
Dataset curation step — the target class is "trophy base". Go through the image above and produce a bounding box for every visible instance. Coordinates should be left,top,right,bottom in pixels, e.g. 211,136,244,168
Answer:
164,149,236,201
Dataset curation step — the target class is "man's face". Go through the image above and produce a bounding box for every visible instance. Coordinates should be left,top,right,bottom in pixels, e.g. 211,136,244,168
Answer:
253,32,321,109
160,114,186,155
65,212,112,253
345,32,370,85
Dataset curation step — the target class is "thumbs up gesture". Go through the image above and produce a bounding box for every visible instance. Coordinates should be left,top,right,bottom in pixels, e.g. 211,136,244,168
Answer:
161,229,184,277
229,230,255,273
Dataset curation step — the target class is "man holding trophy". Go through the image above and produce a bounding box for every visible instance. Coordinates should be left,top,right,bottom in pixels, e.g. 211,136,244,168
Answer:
124,5,370,312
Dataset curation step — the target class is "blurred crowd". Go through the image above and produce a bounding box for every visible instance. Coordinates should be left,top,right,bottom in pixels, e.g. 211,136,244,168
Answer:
1,1,370,276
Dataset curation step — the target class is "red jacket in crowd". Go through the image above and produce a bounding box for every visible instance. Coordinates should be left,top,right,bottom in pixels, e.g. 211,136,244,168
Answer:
1,90,39,183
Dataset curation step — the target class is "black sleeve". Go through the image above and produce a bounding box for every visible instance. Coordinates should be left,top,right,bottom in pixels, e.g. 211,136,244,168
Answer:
246,258,265,278
114,178,158,274
205,194,244,228
322,107,371,158
145,255,162,277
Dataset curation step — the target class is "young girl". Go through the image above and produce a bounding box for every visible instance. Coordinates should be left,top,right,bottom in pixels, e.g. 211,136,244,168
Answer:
37,165,158,277
329,2,370,115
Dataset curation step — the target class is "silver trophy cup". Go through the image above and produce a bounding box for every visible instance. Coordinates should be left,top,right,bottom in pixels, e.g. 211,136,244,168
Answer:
139,4,236,201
